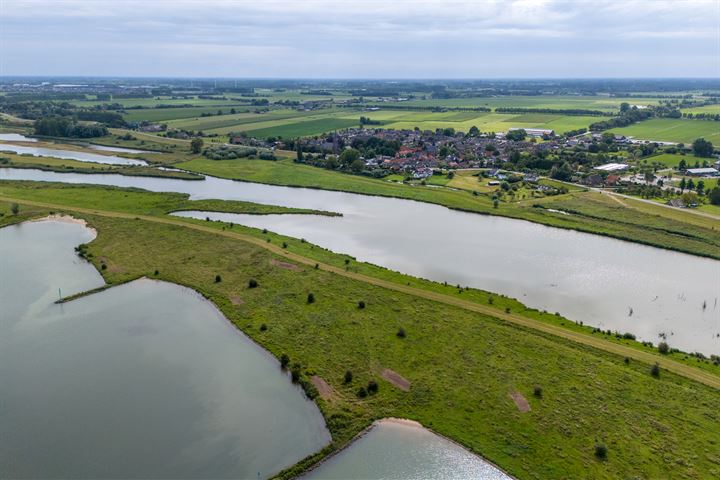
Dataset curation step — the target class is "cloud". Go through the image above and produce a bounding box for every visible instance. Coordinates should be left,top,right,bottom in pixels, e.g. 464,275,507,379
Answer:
0,0,718,77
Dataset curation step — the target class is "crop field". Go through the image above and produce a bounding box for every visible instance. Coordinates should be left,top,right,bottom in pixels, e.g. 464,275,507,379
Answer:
609,118,720,143
165,110,309,131
123,106,252,123
680,104,720,114
368,95,660,111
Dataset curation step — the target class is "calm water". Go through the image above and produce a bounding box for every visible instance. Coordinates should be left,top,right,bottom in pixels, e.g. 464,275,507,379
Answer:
0,142,147,166
303,421,511,480
0,133,38,142
0,220,330,478
86,144,154,154
2,167,718,354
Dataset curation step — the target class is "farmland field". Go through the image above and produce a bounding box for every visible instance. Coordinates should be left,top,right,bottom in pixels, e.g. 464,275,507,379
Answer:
124,106,252,123
609,118,720,143
367,95,661,111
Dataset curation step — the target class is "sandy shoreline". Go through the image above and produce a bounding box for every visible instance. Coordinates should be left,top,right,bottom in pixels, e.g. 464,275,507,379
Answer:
29,214,98,237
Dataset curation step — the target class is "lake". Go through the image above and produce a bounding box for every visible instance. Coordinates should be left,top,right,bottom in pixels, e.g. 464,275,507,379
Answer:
303,420,511,480
2,167,718,354
0,219,330,478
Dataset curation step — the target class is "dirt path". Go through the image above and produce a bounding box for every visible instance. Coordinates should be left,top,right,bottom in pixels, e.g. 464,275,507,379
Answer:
3,195,718,390
509,391,531,412
381,368,411,391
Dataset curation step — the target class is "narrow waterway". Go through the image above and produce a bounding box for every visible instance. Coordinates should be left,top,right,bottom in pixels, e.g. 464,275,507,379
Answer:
2,167,718,354
0,137,147,165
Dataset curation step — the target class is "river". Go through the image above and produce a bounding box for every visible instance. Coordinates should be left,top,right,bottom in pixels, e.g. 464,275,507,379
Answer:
1,167,718,354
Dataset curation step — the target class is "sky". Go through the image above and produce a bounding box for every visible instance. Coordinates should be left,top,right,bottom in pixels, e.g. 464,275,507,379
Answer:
0,0,718,78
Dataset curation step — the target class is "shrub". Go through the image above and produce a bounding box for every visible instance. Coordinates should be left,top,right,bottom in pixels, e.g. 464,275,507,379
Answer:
624,357,630,364
101,263,107,270
154,269,159,276
280,353,290,369
262,228,268,234
396,327,406,338
358,300,366,309
594,443,608,460
658,341,669,354
505,307,511,314
344,370,353,384
533,385,543,398
651,363,660,377
260,323,267,331
214,274,222,283
357,387,368,398
11,203,19,215
282,242,288,249
307,292,315,304
367,380,379,394
248,278,258,288
344,259,350,265
488,296,494,305
291,366,301,383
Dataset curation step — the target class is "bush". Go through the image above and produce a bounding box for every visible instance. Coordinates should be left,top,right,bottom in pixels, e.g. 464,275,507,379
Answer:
282,242,288,249
248,278,258,288
280,353,290,369
260,323,267,331
291,367,301,383
594,443,608,460
214,274,222,283
344,370,353,384
358,300,366,309
154,269,159,276
658,341,669,354
533,385,543,398
396,327,406,338
11,203,19,215
367,380,379,394
357,387,368,398
651,363,660,377
307,292,315,304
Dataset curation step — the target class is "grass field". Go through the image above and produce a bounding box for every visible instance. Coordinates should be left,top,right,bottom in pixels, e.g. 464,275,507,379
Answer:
643,153,692,168
123,106,252,123
367,95,661,111
680,105,720,115
610,118,720,143
1,182,718,480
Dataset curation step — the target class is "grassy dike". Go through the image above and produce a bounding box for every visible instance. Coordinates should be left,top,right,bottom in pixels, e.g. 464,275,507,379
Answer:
1,184,719,480
176,157,720,260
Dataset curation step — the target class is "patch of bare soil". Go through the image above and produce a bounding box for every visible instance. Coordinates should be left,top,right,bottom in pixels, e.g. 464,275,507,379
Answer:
310,376,334,400
509,391,531,412
270,259,299,270
381,368,411,391
230,295,244,305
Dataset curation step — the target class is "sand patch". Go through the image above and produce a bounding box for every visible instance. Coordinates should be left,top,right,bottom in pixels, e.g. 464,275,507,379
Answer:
310,376,335,400
509,391,531,412
270,259,299,270
30,214,97,237
230,295,244,305
381,368,411,391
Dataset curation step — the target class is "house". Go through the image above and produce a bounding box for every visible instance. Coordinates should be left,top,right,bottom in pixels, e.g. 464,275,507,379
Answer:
667,198,686,208
605,174,621,186
594,163,629,172
584,174,603,187
509,127,555,138
685,167,719,177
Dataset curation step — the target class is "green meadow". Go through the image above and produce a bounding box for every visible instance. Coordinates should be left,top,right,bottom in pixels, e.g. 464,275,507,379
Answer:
610,118,720,143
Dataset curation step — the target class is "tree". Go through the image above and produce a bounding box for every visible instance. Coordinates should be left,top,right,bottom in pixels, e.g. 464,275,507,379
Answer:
296,141,303,163
339,148,360,166
350,158,365,173
620,102,630,113
692,138,713,157
696,180,705,196
709,187,720,205
10,203,19,215
658,341,669,354
190,138,204,154
678,178,686,192
468,125,480,136
686,179,695,191
549,162,573,181
678,159,687,171
505,129,527,141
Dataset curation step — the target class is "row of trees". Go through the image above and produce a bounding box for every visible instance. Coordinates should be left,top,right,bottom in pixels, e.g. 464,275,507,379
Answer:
34,116,108,138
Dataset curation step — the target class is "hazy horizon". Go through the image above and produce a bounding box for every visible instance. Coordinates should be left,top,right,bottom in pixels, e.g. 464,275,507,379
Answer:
1,0,718,79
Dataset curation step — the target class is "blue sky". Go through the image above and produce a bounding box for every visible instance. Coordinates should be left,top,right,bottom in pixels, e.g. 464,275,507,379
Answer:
1,0,718,78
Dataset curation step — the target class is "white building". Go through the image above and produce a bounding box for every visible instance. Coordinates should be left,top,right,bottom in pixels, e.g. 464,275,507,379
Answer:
594,163,629,172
